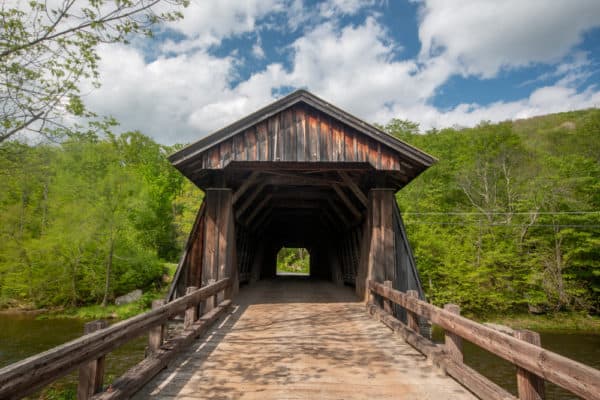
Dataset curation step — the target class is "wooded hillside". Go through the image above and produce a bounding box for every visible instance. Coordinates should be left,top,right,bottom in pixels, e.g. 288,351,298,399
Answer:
387,109,599,315
0,109,598,316
0,132,201,308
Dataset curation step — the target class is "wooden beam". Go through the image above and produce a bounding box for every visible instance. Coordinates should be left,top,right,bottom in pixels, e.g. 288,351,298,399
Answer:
326,198,350,227
368,281,600,400
232,171,260,204
332,184,361,219
321,208,339,232
235,181,267,219
0,279,231,399
245,193,273,225
339,171,367,206
366,303,516,400
93,300,231,400
253,207,272,230
269,199,325,209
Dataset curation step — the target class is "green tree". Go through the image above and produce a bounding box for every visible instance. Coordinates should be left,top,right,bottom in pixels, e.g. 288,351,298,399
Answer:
0,0,188,142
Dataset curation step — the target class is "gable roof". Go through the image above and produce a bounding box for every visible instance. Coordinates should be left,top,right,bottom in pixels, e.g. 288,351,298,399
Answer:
168,89,436,168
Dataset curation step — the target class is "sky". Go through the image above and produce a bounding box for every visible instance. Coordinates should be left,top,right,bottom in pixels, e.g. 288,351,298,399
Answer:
81,0,600,145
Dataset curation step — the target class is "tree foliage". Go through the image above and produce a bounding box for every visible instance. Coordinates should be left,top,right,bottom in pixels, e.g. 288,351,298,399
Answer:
387,109,600,315
277,248,310,274
0,129,200,308
0,0,188,142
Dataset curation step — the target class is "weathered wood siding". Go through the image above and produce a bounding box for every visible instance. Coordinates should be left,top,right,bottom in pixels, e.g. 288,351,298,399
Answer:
197,105,403,171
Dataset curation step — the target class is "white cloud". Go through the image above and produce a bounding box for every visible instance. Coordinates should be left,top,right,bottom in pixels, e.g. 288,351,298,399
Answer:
378,84,600,131
417,0,600,78
319,0,375,18
252,39,266,59
82,44,237,144
162,0,283,53
80,1,600,145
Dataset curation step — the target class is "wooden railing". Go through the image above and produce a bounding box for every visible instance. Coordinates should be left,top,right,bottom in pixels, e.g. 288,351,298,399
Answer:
368,280,600,400
0,278,232,400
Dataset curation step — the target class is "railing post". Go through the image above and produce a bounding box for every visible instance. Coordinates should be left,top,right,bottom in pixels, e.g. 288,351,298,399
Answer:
77,320,107,400
383,280,393,313
203,279,216,314
406,290,420,332
444,304,463,363
184,286,198,330
148,299,165,354
368,280,376,305
515,329,545,400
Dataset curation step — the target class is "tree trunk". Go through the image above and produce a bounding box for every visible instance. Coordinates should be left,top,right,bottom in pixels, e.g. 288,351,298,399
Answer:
101,237,114,307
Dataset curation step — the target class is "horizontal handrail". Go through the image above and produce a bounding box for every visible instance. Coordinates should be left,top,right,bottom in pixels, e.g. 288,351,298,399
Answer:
369,280,600,400
0,278,231,399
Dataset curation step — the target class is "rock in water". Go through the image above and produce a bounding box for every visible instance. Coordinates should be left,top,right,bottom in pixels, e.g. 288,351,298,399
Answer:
115,289,143,305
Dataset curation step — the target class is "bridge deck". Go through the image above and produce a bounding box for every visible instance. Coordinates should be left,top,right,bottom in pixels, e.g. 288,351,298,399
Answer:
136,278,475,399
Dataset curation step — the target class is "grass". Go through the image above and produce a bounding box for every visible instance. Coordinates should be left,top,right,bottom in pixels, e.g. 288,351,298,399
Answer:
39,263,178,321
42,291,165,320
482,312,600,333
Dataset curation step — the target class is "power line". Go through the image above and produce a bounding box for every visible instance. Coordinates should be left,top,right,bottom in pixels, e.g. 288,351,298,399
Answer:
402,211,600,215
403,221,600,228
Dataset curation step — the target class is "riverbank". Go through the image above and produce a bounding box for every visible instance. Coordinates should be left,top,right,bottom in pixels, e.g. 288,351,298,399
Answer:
483,312,600,332
39,290,166,321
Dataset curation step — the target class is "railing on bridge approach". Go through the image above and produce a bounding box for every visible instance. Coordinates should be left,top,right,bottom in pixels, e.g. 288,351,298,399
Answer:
0,278,232,400
368,280,600,400
2,278,599,400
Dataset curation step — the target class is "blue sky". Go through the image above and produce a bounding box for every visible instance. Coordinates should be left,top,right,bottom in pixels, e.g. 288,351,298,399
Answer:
82,0,600,145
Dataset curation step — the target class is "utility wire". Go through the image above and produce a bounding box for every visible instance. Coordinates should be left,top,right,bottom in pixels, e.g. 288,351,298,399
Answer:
402,211,600,215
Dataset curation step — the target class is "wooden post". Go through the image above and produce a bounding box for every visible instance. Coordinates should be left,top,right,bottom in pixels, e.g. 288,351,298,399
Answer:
202,188,237,305
383,280,393,313
515,329,545,400
77,320,107,400
360,189,395,302
148,299,165,354
406,290,420,332
444,304,463,363
184,286,198,330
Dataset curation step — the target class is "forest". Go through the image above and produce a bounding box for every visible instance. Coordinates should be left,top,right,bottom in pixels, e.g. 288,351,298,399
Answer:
387,109,599,316
0,109,598,317
0,130,202,309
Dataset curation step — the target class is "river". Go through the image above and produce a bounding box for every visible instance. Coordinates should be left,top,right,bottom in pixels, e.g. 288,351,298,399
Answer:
0,313,147,398
1,314,599,399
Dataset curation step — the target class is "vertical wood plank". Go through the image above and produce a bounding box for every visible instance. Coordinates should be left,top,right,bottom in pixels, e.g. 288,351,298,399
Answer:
77,320,107,400
515,330,545,400
295,107,305,162
209,147,219,168
343,130,352,161
148,300,165,354
284,109,295,161
444,304,463,362
257,122,267,161
309,115,321,161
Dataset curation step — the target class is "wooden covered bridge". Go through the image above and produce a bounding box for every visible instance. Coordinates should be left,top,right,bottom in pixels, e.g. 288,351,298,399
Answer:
1,91,600,400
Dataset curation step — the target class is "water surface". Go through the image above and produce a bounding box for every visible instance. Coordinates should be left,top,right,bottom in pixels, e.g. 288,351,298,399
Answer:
434,328,600,399
0,313,147,398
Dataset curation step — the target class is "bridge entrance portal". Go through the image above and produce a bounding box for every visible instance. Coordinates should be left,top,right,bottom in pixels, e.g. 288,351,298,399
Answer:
167,90,434,306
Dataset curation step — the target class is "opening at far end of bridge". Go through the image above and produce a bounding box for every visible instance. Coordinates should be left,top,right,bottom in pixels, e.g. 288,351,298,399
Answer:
276,247,310,277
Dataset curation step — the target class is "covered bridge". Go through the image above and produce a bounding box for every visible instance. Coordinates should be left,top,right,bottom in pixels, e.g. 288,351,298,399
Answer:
5,91,599,400
167,89,435,304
